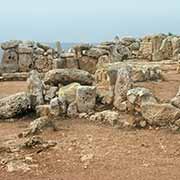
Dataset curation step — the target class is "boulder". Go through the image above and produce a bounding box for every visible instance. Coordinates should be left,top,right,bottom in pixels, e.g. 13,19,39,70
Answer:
1,40,22,50
129,42,140,51
34,47,45,55
36,42,50,51
1,49,18,72
85,48,109,59
58,83,80,104
90,110,119,126
0,92,31,119
52,58,65,69
34,55,52,73
27,70,44,109
113,67,133,110
159,38,173,59
141,103,180,126
18,54,33,72
111,45,131,62
76,86,96,113
36,105,51,117
96,55,111,69
44,86,58,102
44,69,94,86
127,87,157,112
171,86,180,108
50,97,67,116
67,101,78,117
79,56,98,74
2,72,28,81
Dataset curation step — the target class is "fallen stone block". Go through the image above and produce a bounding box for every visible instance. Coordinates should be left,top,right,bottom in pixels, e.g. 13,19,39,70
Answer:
0,92,31,119
44,68,94,86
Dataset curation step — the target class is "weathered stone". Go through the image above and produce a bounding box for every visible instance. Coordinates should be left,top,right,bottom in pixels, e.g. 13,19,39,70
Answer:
44,86,58,102
52,58,65,69
127,87,157,112
159,38,173,59
27,70,44,109
50,97,67,116
18,54,33,72
56,41,63,55
58,83,80,104
34,47,45,55
73,44,92,57
1,49,18,69
65,57,79,69
44,69,94,86
0,64,19,73
2,72,28,81
60,52,75,58
36,105,51,117
96,55,111,69
34,55,52,73
76,86,96,113
25,116,56,135
113,67,133,110
85,48,109,59
1,40,22,50
36,42,50,51
171,96,180,109
95,68,117,105
90,110,119,126
141,103,180,126
18,45,33,54
129,42,140,51
79,56,98,74
121,37,136,46
0,92,31,119
111,45,131,62
67,101,78,117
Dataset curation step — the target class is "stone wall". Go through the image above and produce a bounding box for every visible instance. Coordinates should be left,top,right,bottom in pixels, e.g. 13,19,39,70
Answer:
0,40,60,73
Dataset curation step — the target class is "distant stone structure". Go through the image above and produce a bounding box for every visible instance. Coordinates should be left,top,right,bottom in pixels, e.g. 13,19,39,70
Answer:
1,34,180,76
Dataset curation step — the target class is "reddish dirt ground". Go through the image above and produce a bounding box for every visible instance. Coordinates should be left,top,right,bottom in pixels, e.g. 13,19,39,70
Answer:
1,70,180,180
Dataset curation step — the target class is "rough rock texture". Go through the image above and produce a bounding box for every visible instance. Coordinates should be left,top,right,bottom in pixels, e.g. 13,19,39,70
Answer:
0,92,31,119
34,56,52,73
1,40,22,50
36,105,51,117
76,86,96,113
44,86,58,102
27,70,44,109
1,49,19,73
50,97,67,116
113,67,133,110
58,83,80,104
95,68,117,105
79,56,98,74
67,101,78,117
44,69,94,86
24,116,57,136
1,72,28,81
127,87,157,112
90,110,119,126
171,85,180,109
141,103,180,126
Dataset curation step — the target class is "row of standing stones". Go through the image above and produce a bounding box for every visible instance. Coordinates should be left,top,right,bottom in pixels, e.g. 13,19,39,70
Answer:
1,34,180,133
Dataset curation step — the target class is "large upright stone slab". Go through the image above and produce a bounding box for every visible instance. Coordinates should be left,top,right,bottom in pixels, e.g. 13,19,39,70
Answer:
76,86,96,113
113,67,133,110
27,70,44,109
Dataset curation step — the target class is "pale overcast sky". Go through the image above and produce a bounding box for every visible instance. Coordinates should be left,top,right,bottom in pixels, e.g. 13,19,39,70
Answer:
0,0,179,42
